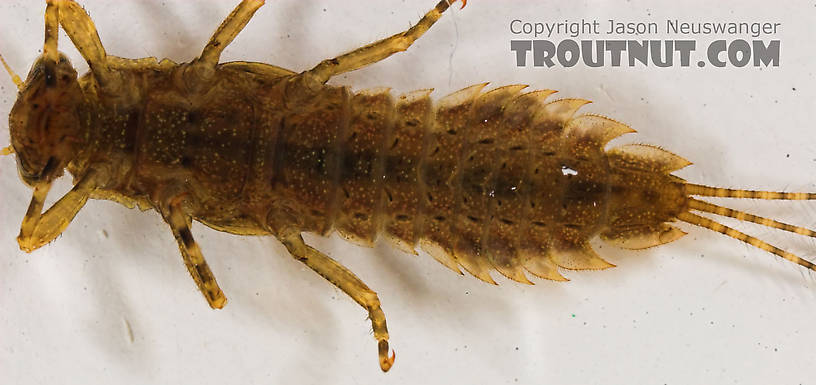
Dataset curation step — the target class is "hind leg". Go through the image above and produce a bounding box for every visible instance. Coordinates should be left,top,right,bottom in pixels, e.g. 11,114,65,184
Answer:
276,230,395,372
304,0,464,84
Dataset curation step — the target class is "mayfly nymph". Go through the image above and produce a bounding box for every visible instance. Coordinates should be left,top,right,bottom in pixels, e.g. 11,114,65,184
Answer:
2,0,814,372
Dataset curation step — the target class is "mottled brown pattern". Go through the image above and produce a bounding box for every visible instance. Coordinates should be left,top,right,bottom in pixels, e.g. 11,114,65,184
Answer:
6,0,816,373
10,48,816,282
381,90,432,253
274,85,348,234
335,89,394,244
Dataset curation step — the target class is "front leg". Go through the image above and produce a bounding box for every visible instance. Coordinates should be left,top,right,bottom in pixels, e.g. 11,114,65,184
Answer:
17,168,105,252
277,230,395,372
55,0,116,88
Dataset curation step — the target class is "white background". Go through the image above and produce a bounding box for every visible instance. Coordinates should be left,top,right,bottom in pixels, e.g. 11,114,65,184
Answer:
1,1,815,384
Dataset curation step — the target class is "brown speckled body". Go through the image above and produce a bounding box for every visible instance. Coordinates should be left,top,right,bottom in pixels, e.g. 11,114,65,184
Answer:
7,0,816,373
97,64,693,284
76,58,678,283
78,61,296,235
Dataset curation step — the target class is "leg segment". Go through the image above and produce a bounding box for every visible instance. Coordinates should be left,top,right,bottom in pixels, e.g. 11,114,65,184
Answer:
17,168,105,253
304,0,462,84
184,0,265,87
197,0,266,68
0,51,23,91
43,0,60,65
162,200,227,309
278,231,395,372
55,0,115,87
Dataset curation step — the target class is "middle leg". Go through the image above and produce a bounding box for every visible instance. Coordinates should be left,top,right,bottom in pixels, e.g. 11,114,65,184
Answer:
189,0,266,83
197,0,266,67
162,199,227,309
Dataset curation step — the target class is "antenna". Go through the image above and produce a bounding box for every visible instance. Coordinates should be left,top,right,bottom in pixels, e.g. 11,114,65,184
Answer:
1,50,20,157
0,51,22,91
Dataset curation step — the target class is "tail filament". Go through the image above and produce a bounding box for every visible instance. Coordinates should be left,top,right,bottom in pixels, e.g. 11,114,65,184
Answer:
680,184,816,272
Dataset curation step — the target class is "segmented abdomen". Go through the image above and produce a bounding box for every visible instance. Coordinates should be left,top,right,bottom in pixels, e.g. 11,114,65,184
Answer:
274,83,630,283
